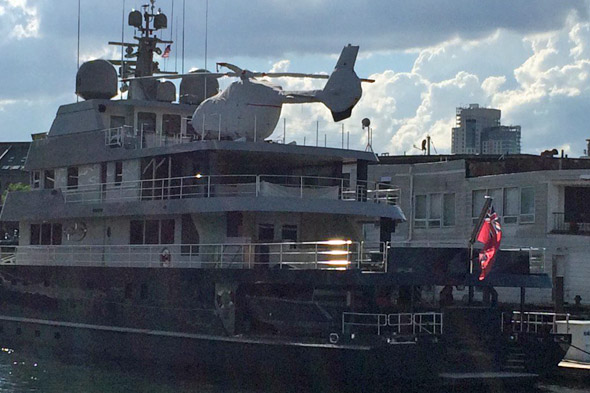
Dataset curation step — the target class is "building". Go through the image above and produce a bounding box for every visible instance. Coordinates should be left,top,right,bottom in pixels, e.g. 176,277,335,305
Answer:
451,104,521,155
0,142,30,242
364,153,590,308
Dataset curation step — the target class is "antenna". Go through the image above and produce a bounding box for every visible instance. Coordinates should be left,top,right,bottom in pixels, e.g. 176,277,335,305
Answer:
362,118,372,152
76,0,81,102
120,0,125,99
204,0,209,70
182,0,186,73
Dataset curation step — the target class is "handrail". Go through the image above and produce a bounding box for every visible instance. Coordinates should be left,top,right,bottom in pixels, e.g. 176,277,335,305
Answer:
4,241,388,271
502,311,570,334
342,312,443,336
54,173,399,206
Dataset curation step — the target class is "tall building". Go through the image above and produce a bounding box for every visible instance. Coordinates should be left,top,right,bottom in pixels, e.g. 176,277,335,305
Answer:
451,104,521,155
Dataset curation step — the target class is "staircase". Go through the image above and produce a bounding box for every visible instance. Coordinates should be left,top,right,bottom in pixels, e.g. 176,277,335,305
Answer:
503,344,526,372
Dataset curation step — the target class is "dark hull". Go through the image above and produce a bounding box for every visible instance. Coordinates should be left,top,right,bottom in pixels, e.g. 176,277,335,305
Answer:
0,265,567,387
0,315,442,390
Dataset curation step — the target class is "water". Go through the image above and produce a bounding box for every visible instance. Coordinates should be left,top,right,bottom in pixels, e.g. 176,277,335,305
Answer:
0,348,587,393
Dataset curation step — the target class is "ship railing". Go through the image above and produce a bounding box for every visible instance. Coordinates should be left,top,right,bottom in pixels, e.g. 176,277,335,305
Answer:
104,127,192,149
8,241,388,271
60,174,400,206
342,312,443,336
501,311,570,335
104,126,136,148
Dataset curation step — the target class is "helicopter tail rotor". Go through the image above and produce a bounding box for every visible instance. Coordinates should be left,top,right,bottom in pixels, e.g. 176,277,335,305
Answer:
317,45,364,122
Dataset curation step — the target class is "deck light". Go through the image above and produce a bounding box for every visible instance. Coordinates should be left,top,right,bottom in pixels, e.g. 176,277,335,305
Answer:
321,239,353,246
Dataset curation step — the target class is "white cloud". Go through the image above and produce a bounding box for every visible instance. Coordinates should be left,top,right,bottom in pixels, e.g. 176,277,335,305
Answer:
0,0,39,40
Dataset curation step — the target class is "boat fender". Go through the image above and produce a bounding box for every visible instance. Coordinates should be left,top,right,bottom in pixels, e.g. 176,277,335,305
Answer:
329,333,339,344
160,247,171,267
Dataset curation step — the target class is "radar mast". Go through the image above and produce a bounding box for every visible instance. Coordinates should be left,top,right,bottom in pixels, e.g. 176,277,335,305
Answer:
107,0,176,100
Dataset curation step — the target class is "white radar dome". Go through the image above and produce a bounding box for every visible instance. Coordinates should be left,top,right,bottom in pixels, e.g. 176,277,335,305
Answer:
76,60,118,100
179,70,219,105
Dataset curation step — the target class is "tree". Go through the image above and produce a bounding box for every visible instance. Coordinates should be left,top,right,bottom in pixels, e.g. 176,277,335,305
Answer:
2,182,30,205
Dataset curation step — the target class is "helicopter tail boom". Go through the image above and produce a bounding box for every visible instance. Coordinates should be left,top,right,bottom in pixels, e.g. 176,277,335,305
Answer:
317,45,363,122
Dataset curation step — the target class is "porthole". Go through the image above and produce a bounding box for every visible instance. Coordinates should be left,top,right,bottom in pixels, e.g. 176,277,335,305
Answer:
54,332,61,339
35,330,40,337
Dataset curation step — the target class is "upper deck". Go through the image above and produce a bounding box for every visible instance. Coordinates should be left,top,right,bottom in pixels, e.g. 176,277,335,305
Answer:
26,99,379,171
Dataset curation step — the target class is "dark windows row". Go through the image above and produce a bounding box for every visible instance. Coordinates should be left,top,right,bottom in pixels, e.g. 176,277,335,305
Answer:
30,223,62,245
130,219,175,245
0,325,61,340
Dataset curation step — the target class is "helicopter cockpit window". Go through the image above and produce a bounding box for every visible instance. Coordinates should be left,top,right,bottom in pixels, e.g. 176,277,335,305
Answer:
163,114,181,136
137,112,156,134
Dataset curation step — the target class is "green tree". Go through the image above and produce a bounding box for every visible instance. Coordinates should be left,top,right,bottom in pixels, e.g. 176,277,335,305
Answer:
2,182,30,204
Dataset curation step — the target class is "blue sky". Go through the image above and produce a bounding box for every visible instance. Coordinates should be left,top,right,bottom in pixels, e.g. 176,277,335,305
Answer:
1,0,590,156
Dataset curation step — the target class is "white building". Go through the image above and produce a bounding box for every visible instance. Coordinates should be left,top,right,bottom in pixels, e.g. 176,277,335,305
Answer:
367,154,590,308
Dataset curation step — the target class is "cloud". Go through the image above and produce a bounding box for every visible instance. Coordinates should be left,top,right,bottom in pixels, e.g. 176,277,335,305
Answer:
0,0,589,158
0,0,39,40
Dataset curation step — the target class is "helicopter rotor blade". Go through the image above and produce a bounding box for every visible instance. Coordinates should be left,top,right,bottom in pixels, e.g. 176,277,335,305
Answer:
122,71,238,82
253,72,374,83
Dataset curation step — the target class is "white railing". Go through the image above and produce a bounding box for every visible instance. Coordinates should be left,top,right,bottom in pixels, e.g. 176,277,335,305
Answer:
342,312,443,336
502,311,570,334
1,241,388,271
105,126,190,149
59,174,400,206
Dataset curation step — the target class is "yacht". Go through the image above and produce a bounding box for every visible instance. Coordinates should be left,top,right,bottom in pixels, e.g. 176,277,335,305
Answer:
0,2,570,389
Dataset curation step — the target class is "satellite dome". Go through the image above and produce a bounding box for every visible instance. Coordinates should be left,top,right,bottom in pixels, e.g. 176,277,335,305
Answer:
157,81,176,102
76,60,118,100
179,70,219,105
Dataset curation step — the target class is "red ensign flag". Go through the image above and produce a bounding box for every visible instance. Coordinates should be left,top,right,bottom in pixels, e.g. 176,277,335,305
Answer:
477,205,502,280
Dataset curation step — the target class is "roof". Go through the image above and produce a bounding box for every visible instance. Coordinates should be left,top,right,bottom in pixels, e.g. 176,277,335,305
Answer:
0,142,30,172
375,153,590,178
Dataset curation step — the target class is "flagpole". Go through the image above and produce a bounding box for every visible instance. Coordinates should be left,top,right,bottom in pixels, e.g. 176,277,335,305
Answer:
468,196,493,303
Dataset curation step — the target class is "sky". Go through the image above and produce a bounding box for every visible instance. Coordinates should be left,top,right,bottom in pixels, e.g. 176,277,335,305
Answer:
1,0,590,156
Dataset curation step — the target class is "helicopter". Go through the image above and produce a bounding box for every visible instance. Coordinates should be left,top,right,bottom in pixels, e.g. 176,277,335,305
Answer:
128,45,374,141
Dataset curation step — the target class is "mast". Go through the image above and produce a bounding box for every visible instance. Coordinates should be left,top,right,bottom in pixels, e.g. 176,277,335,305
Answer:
107,0,175,100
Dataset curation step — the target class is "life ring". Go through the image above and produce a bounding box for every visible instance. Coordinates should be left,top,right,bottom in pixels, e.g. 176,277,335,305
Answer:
160,247,171,267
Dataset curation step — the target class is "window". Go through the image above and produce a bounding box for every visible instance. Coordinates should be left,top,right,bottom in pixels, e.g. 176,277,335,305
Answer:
428,194,442,227
503,187,519,224
472,189,487,220
181,214,200,255
472,186,535,225
67,167,78,189
414,195,427,228
520,187,535,223
415,193,455,228
185,117,196,138
443,194,455,227
30,223,62,245
129,219,175,245
138,112,156,133
44,170,55,189
114,161,123,186
281,225,298,242
110,115,126,129
163,114,181,136
31,171,41,189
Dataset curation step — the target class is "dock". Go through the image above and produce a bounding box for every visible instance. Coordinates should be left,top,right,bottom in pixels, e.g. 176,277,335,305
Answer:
559,360,590,370
439,371,539,387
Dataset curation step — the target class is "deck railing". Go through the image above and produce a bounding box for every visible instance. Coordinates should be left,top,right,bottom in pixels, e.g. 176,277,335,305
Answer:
60,174,399,206
502,311,570,334
341,312,443,336
1,241,388,271
551,212,590,235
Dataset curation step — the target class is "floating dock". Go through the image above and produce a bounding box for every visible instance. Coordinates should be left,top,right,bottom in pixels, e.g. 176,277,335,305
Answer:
439,371,539,387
